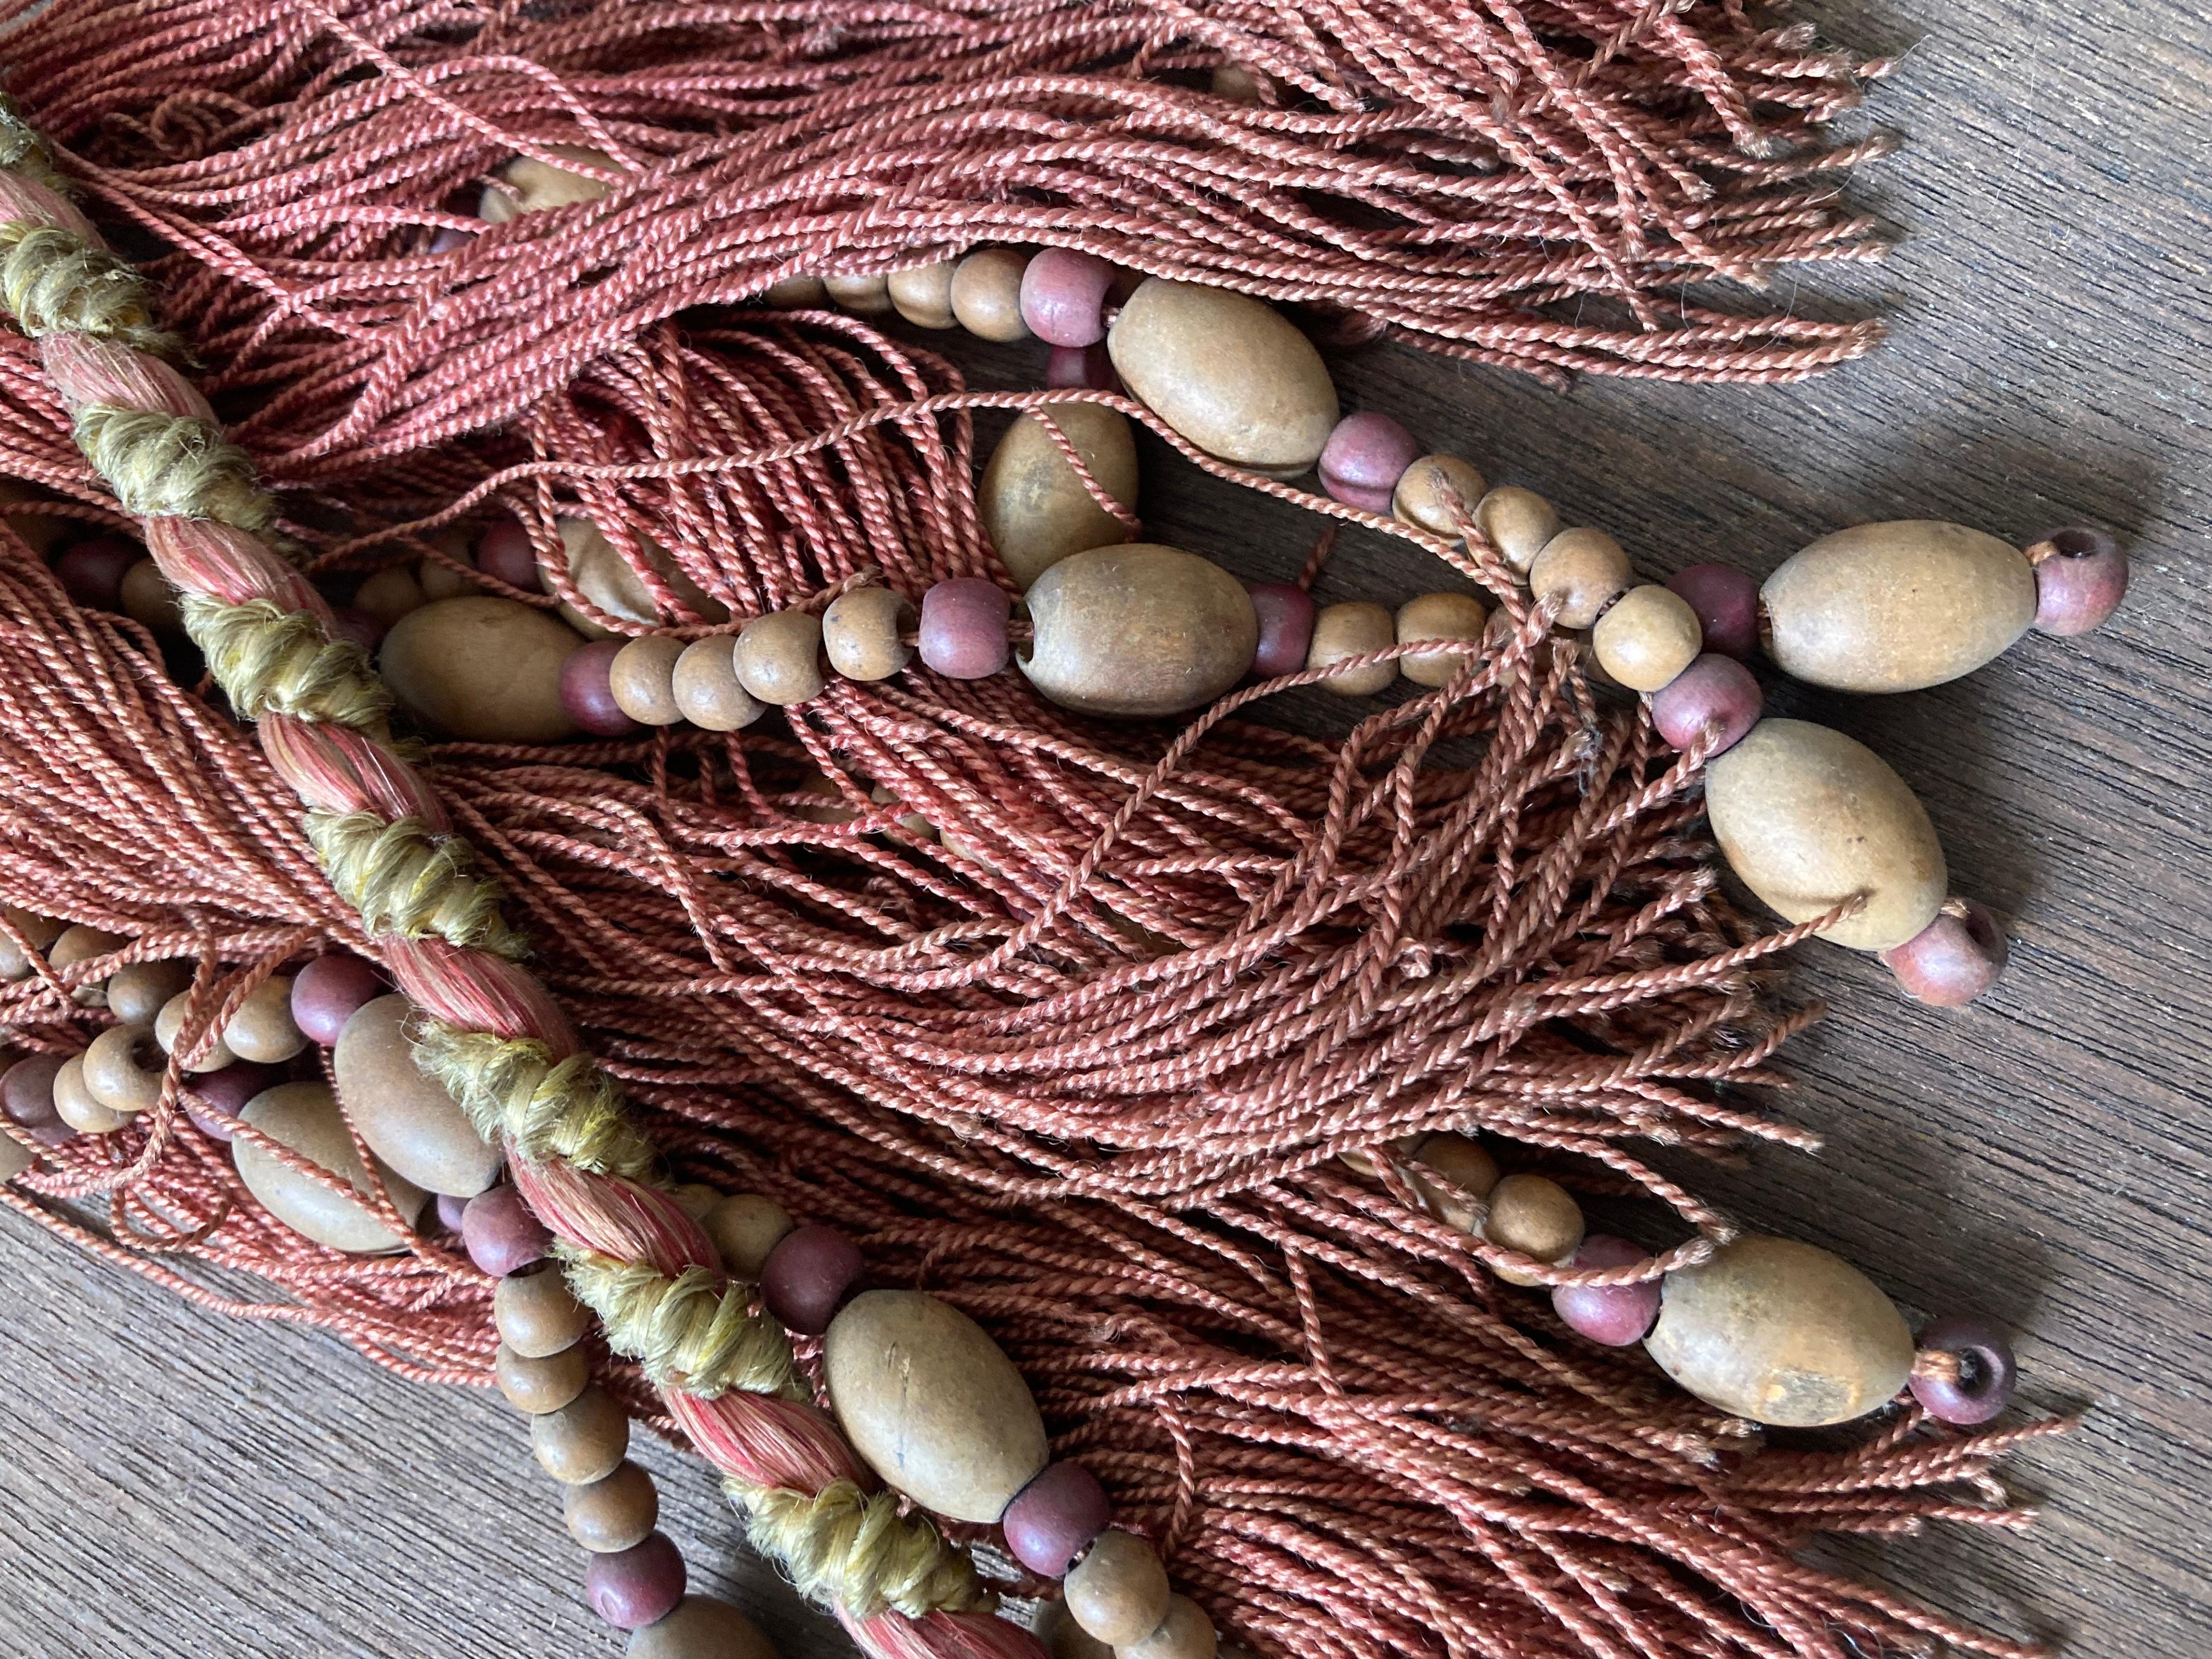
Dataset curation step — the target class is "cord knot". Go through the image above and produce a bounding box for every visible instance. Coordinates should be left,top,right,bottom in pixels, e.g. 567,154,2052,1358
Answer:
410,1022,657,1182
305,809,526,958
73,404,272,530
561,1248,799,1400
729,1476,990,1621
182,595,393,729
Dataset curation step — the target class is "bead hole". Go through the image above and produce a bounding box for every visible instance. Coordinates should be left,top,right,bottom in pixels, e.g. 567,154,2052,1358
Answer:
2046,527,2112,560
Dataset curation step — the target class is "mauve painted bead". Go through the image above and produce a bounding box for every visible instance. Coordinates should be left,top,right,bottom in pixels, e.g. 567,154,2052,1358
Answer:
1246,583,1317,680
2,1053,65,1130
1046,343,1120,392
1551,1235,1662,1347
1003,1461,1112,1578
1910,1313,2017,1425
562,639,644,736
477,520,544,592
1649,654,1761,754
180,1061,283,1142
290,953,386,1048
55,538,139,611
585,1532,687,1630
428,225,475,254
464,1184,553,1277
918,578,1012,680
436,1192,471,1232
330,607,385,652
1880,900,2008,1007
1318,413,1421,514
759,1223,864,1335
1665,564,1761,661
1020,249,1118,348
2030,527,2128,636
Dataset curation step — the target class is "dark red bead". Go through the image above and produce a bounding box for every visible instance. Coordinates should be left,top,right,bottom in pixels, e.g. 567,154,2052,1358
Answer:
1003,1461,1111,1577
55,538,140,611
1910,1313,2017,1425
1,1053,65,1131
562,639,644,736
1665,564,1760,660
329,607,385,652
918,578,1012,680
759,1223,864,1335
1019,249,1117,348
180,1062,283,1142
1046,343,1119,392
1246,582,1317,680
2030,527,2128,636
477,520,544,593
1550,1235,1662,1347
290,953,386,1047
1318,413,1421,514
428,225,475,254
1880,900,2008,1007
463,1184,552,1277
435,1192,471,1232
584,1532,687,1630
1649,654,1760,754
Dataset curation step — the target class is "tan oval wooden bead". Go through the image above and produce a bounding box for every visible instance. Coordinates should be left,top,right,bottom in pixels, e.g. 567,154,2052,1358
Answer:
670,637,764,731
481,145,615,221
1483,1173,1584,1286
532,1385,630,1486
1475,488,1561,575
1644,1235,1915,1426
762,273,827,309
495,1341,590,1414
1107,279,1338,476
0,906,64,980
980,407,1140,589
417,554,473,602
1392,455,1489,539
670,1183,722,1222
1592,584,1702,692
495,1267,592,1358
1120,1596,1218,1659
825,1289,1049,1523
120,558,183,632
1395,592,1489,687
627,1596,778,1659
1705,718,1945,952
887,261,959,329
156,990,234,1074
1408,1132,1499,1232
104,960,189,1026
1021,544,1258,718
233,1081,428,1254
334,995,501,1199
821,588,915,682
53,1055,128,1135
610,635,689,726
1762,520,2037,693
556,518,729,638
1065,1530,1172,1647
222,974,306,1065
950,249,1032,341
380,596,582,743
355,563,428,628
80,1024,163,1115
1307,601,1396,696
704,1193,794,1280
1530,529,1633,630
566,1460,659,1552
822,272,894,315
732,610,825,705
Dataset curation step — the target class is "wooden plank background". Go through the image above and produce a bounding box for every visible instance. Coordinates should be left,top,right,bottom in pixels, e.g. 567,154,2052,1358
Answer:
1,1,2206,1655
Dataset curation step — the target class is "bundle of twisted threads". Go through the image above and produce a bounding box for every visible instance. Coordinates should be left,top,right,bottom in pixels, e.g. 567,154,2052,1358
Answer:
0,6,2066,1659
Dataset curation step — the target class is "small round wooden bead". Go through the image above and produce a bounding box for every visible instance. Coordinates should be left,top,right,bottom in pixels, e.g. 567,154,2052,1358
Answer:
1004,1461,1112,1578
731,610,825,706
562,640,644,737
1650,654,1761,754
703,1193,793,1280
222,975,307,1065
178,1061,281,1142
233,1081,429,1252
290,955,385,1048
670,1182,721,1222
1483,1173,1584,1285
1395,593,1488,687
1592,584,1702,692
567,1460,661,1553
435,1192,469,1232
534,1385,630,1486
55,538,138,610
1246,583,1316,681
104,960,190,1027
330,607,383,652
1065,1530,1172,1647
919,578,1013,679
1022,249,1117,347
0,906,64,980
586,1533,687,1631
495,1340,590,1414
1909,1314,2017,1425
1392,456,1489,539
381,596,581,743
822,588,916,682
335,995,500,1199
822,272,893,314
760,1223,864,1335
980,407,1139,589
1120,1595,1217,1659
625,1596,777,1659
494,1266,592,1357
1879,900,2008,1007
1551,1235,1662,1347
2029,527,2129,635
610,635,690,725
464,1184,554,1277
950,249,1032,342
887,261,959,329
1307,601,1396,696
476,520,544,592
53,1057,128,1135
52,926,125,1000
761,273,827,309
81,1024,164,1115
1,1052,67,1138
1666,564,1760,661
1318,412,1420,514
1474,488,1561,574
355,563,428,628
418,552,473,602
1530,529,1633,630
671,636,766,732
1035,1602,1115,1659
156,990,234,1073
1408,1132,1499,1232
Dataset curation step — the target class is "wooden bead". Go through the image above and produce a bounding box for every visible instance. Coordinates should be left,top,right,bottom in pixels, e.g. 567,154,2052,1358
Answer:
1762,520,2036,692
566,1460,660,1552
1408,1132,1499,1232
52,925,124,1002
950,249,1032,342
104,960,189,1027
464,1184,552,1277
1483,1173,1584,1286
222,974,307,1065
703,1193,793,1280
481,145,614,221
1021,545,1257,717
821,588,916,682
1035,1602,1115,1659
626,1595,778,1659
919,578,1012,679
185,1060,282,1141
53,1056,128,1135
1005,1460,1112,1578
380,596,582,743
608,635,689,725
1,1053,66,1138
670,1183,722,1221
1120,1596,1217,1659
1248,582,1316,680
533,1385,630,1485
1393,456,1489,539
1306,601,1395,696
761,273,827,309
555,518,728,637
119,558,183,632
980,407,1139,589
80,1024,163,1115
1394,593,1489,687
1106,279,1338,476
0,1128,31,1183
671,636,765,731
1592,584,1702,692
588,1535,687,1633
0,906,63,980
495,1340,590,1414
822,272,894,314
1644,1235,1915,1426
156,990,234,1073
1530,529,1633,629
355,563,428,628
1705,719,1945,952
1065,1530,1172,1647
233,1081,429,1254
731,610,825,706
494,1266,592,1358
418,552,473,602
1881,899,2008,1008
1474,488,1561,574
887,260,960,329
334,995,501,1198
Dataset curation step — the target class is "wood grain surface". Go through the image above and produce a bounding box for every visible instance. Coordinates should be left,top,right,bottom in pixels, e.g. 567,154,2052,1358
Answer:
2,2,2207,1656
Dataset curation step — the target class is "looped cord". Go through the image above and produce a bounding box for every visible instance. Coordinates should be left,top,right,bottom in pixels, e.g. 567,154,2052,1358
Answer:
181,595,392,727
730,1476,990,1621
72,404,273,530
304,809,526,959
410,1022,657,1182
560,1248,801,1400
